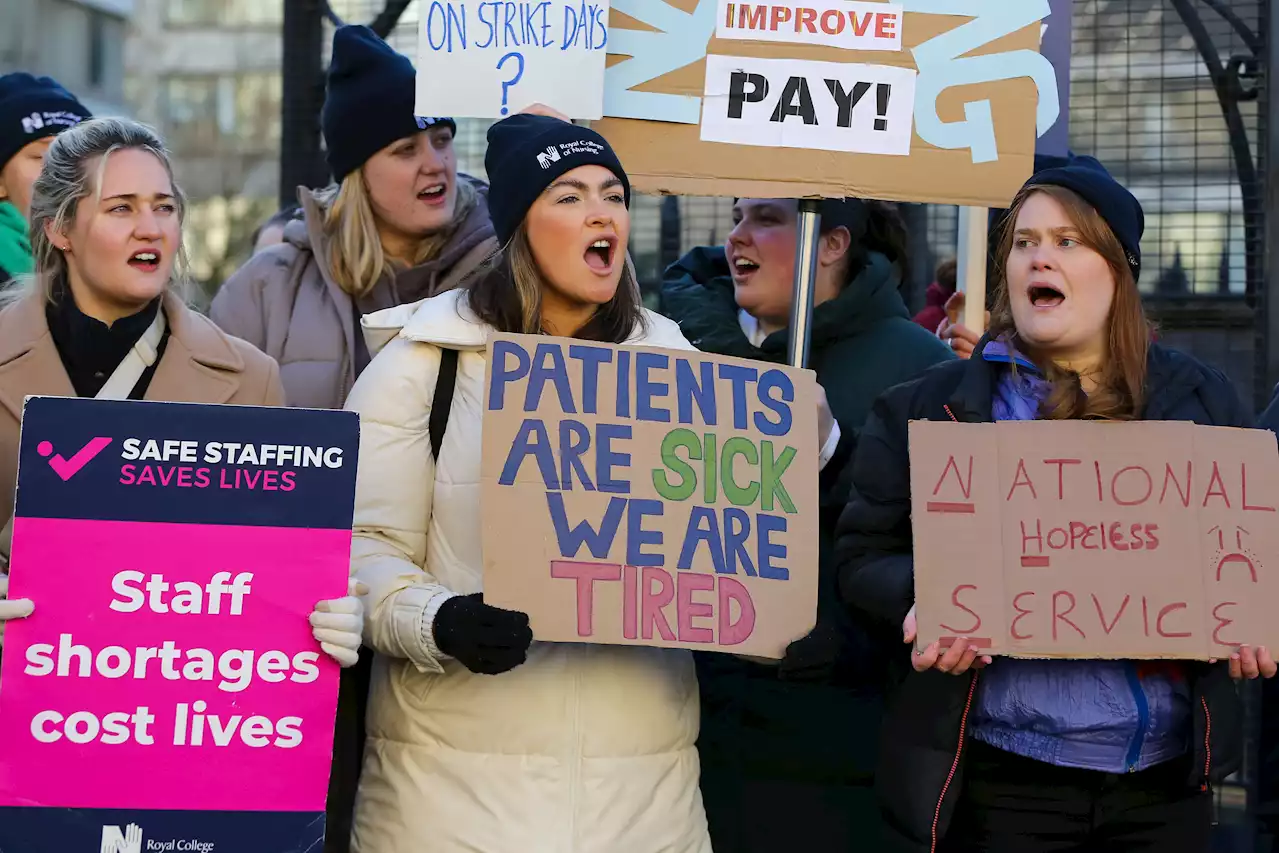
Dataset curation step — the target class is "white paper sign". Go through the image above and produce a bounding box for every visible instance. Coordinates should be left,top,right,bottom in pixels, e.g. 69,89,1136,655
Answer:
700,55,917,155
716,0,903,52
415,0,610,119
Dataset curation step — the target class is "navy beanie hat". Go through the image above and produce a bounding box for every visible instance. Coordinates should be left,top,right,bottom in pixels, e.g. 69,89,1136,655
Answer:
1026,154,1145,280
485,113,630,246
0,73,92,172
322,25,456,183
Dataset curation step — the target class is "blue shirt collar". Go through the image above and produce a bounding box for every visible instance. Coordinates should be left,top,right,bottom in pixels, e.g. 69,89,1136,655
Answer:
981,338,1041,373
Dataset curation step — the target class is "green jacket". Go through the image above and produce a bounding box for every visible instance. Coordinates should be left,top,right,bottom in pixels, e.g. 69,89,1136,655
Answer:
659,245,953,791
0,201,32,287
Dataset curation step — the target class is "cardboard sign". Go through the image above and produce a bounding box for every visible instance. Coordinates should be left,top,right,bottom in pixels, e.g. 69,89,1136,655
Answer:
0,397,359,853
480,333,819,659
909,420,1279,660
596,0,1060,205
415,0,611,118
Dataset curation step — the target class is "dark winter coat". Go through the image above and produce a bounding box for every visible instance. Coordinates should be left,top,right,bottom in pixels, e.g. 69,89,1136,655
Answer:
660,245,953,852
833,339,1253,853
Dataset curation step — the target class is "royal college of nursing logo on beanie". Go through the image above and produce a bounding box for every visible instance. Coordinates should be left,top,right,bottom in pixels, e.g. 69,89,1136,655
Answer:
535,139,604,170
20,109,84,136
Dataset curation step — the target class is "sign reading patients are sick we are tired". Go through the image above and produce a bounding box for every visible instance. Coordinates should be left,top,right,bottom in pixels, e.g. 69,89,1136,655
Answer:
909,420,1279,660
0,397,358,853
415,0,610,118
481,334,820,659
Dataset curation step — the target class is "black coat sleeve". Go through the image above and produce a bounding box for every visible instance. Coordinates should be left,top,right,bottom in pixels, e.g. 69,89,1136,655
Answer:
833,388,918,633
817,422,857,533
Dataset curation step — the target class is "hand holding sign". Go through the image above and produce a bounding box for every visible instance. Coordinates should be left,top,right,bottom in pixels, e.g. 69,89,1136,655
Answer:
310,578,369,668
518,101,571,121
1211,644,1277,680
433,593,534,675
0,574,33,648
904,603,992,674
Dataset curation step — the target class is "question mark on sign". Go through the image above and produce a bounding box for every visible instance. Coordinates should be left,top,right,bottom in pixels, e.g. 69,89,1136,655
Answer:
496,52,525,116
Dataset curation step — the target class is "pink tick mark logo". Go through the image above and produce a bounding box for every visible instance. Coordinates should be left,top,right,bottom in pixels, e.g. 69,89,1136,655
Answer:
35,437,113,481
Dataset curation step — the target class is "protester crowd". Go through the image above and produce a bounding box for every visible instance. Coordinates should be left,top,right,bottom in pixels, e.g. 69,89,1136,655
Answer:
0,23,1276,853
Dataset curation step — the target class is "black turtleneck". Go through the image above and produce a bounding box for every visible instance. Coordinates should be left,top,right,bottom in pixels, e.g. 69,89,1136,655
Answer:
46,283,170,399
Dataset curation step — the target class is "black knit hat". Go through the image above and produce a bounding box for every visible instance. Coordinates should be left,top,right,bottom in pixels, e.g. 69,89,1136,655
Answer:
0,73,92,172
485,114,630,246
1026,154,1145,280
816,198,869,243
321,25,456,183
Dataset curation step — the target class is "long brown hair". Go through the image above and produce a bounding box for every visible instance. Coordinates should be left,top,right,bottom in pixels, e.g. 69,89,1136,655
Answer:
990,184,1150,420
465,224,645,343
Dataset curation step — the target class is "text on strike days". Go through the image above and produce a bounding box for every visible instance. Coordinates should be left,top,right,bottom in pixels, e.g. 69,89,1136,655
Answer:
488,340,797,435
723,3,898,38
120,438,345,468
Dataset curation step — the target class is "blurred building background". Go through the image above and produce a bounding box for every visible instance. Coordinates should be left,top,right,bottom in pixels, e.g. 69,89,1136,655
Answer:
0,0,1274,848
124,0,283,299
0,0,133,117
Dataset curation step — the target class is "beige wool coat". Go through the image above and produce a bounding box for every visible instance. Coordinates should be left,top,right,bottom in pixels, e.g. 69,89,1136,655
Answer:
0,289,283,561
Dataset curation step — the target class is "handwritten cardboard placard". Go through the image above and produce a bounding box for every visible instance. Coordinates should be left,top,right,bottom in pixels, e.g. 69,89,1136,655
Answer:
415,0,610,118
596,0,1059,206
909,420,1279,660
480,333,819,659
0,397,358,853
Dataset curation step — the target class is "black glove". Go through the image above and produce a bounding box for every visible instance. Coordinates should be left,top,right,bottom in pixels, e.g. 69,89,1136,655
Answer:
432,593,533,675
777,622,843,683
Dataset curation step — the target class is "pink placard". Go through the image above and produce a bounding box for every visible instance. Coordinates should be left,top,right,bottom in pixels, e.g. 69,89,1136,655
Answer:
0,517,350,811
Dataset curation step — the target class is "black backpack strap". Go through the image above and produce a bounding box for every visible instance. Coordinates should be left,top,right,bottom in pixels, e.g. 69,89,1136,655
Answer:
429,348,459,460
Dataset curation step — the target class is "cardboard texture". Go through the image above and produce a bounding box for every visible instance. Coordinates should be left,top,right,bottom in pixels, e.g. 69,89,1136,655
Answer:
481,333,820,658
595,0,1053,205
909,420,1279,660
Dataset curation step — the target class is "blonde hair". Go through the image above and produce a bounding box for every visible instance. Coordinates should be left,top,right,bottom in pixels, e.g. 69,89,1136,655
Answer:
6,117,191,307
316,171,477,298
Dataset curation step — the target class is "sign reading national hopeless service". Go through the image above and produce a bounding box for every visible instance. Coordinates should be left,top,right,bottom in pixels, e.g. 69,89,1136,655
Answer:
597,0,1061,206
0,397,359,853
910,420,1279,660
481,334,820,659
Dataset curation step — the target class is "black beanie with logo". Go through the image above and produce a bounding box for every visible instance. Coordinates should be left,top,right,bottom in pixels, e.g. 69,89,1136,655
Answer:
484,113,630,246
321,25,456,183
0,73,92,172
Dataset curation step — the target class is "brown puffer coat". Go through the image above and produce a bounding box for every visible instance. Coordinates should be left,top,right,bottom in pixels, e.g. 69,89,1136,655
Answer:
209,178,497,410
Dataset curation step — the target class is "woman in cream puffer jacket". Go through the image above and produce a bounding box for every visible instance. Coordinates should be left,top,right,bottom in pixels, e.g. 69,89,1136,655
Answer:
343,113,711,853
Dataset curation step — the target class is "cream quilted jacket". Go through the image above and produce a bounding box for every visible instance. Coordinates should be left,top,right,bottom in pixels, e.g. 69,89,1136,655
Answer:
344,289,712,853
